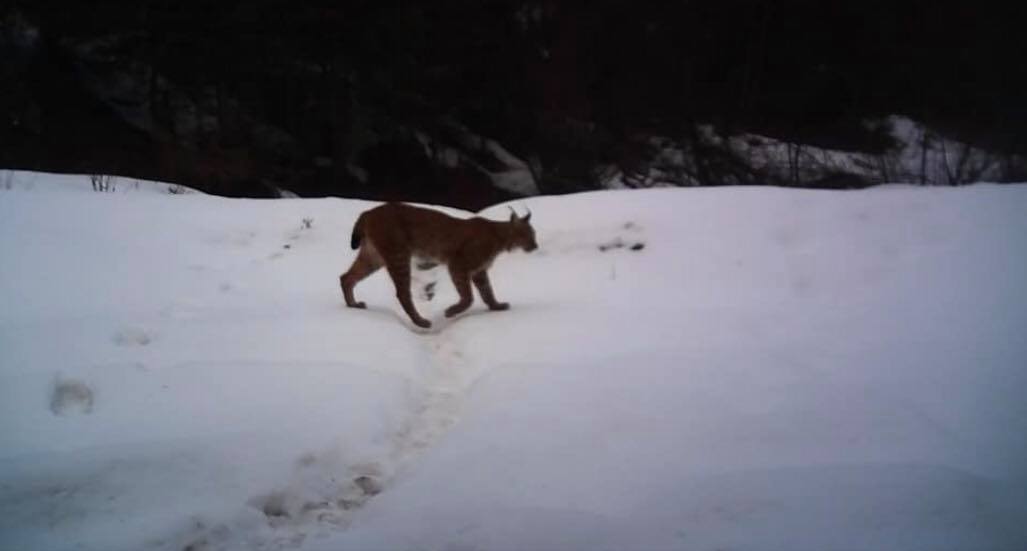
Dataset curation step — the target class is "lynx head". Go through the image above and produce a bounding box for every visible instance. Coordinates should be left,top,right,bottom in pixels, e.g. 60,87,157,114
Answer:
507,207,538,252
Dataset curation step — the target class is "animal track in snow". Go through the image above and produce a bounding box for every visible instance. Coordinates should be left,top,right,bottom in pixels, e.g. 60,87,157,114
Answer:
598,221,646,252
50,377,95,416
174,454,390,550
273,219,316,256
388,335,487,469
206,230,256,248
160,300,206,321
542,220,647,255
113,327,153,346
173,333,487,550
597,237,646,252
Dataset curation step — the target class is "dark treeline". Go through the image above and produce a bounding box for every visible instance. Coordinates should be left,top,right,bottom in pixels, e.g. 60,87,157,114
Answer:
2,1,1025,208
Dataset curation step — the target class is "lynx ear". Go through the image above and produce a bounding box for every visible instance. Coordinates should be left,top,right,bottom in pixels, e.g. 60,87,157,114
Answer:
508,206,531,223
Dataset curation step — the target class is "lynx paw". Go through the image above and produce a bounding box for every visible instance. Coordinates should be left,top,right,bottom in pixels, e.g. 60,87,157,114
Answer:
444,305,470,318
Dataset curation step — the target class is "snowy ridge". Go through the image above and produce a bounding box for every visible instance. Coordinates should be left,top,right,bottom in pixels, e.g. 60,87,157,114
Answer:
0,169,202,195
603,116,1027,189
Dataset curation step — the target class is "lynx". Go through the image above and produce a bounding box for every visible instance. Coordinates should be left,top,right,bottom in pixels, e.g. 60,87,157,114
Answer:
340,202,538,328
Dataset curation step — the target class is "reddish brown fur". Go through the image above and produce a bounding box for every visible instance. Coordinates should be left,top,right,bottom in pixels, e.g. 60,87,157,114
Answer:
340,202,538,328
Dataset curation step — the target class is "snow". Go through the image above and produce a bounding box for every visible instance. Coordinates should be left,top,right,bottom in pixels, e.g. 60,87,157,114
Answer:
2,172,1026,550
0,169,201,195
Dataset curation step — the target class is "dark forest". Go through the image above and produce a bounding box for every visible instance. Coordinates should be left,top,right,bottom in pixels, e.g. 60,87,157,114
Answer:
3,1,1025,208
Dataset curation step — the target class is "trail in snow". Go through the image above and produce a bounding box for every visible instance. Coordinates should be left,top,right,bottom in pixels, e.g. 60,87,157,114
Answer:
170,317,492,551
393,337,475,461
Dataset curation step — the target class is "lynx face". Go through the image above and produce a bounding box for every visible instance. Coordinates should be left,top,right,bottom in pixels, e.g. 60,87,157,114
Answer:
508,210,538,252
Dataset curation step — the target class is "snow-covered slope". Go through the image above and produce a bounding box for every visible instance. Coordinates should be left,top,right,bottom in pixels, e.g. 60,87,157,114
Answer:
603,117,1027,189
1,175,1026,551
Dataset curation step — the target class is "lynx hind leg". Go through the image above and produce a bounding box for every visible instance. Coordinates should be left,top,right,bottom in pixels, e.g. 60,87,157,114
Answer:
341,245,382,309
385,257,432,329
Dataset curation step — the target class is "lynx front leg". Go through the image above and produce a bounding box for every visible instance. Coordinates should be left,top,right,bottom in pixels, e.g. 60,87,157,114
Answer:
445,267,474,318
385,259,432,329
472,271,509,311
